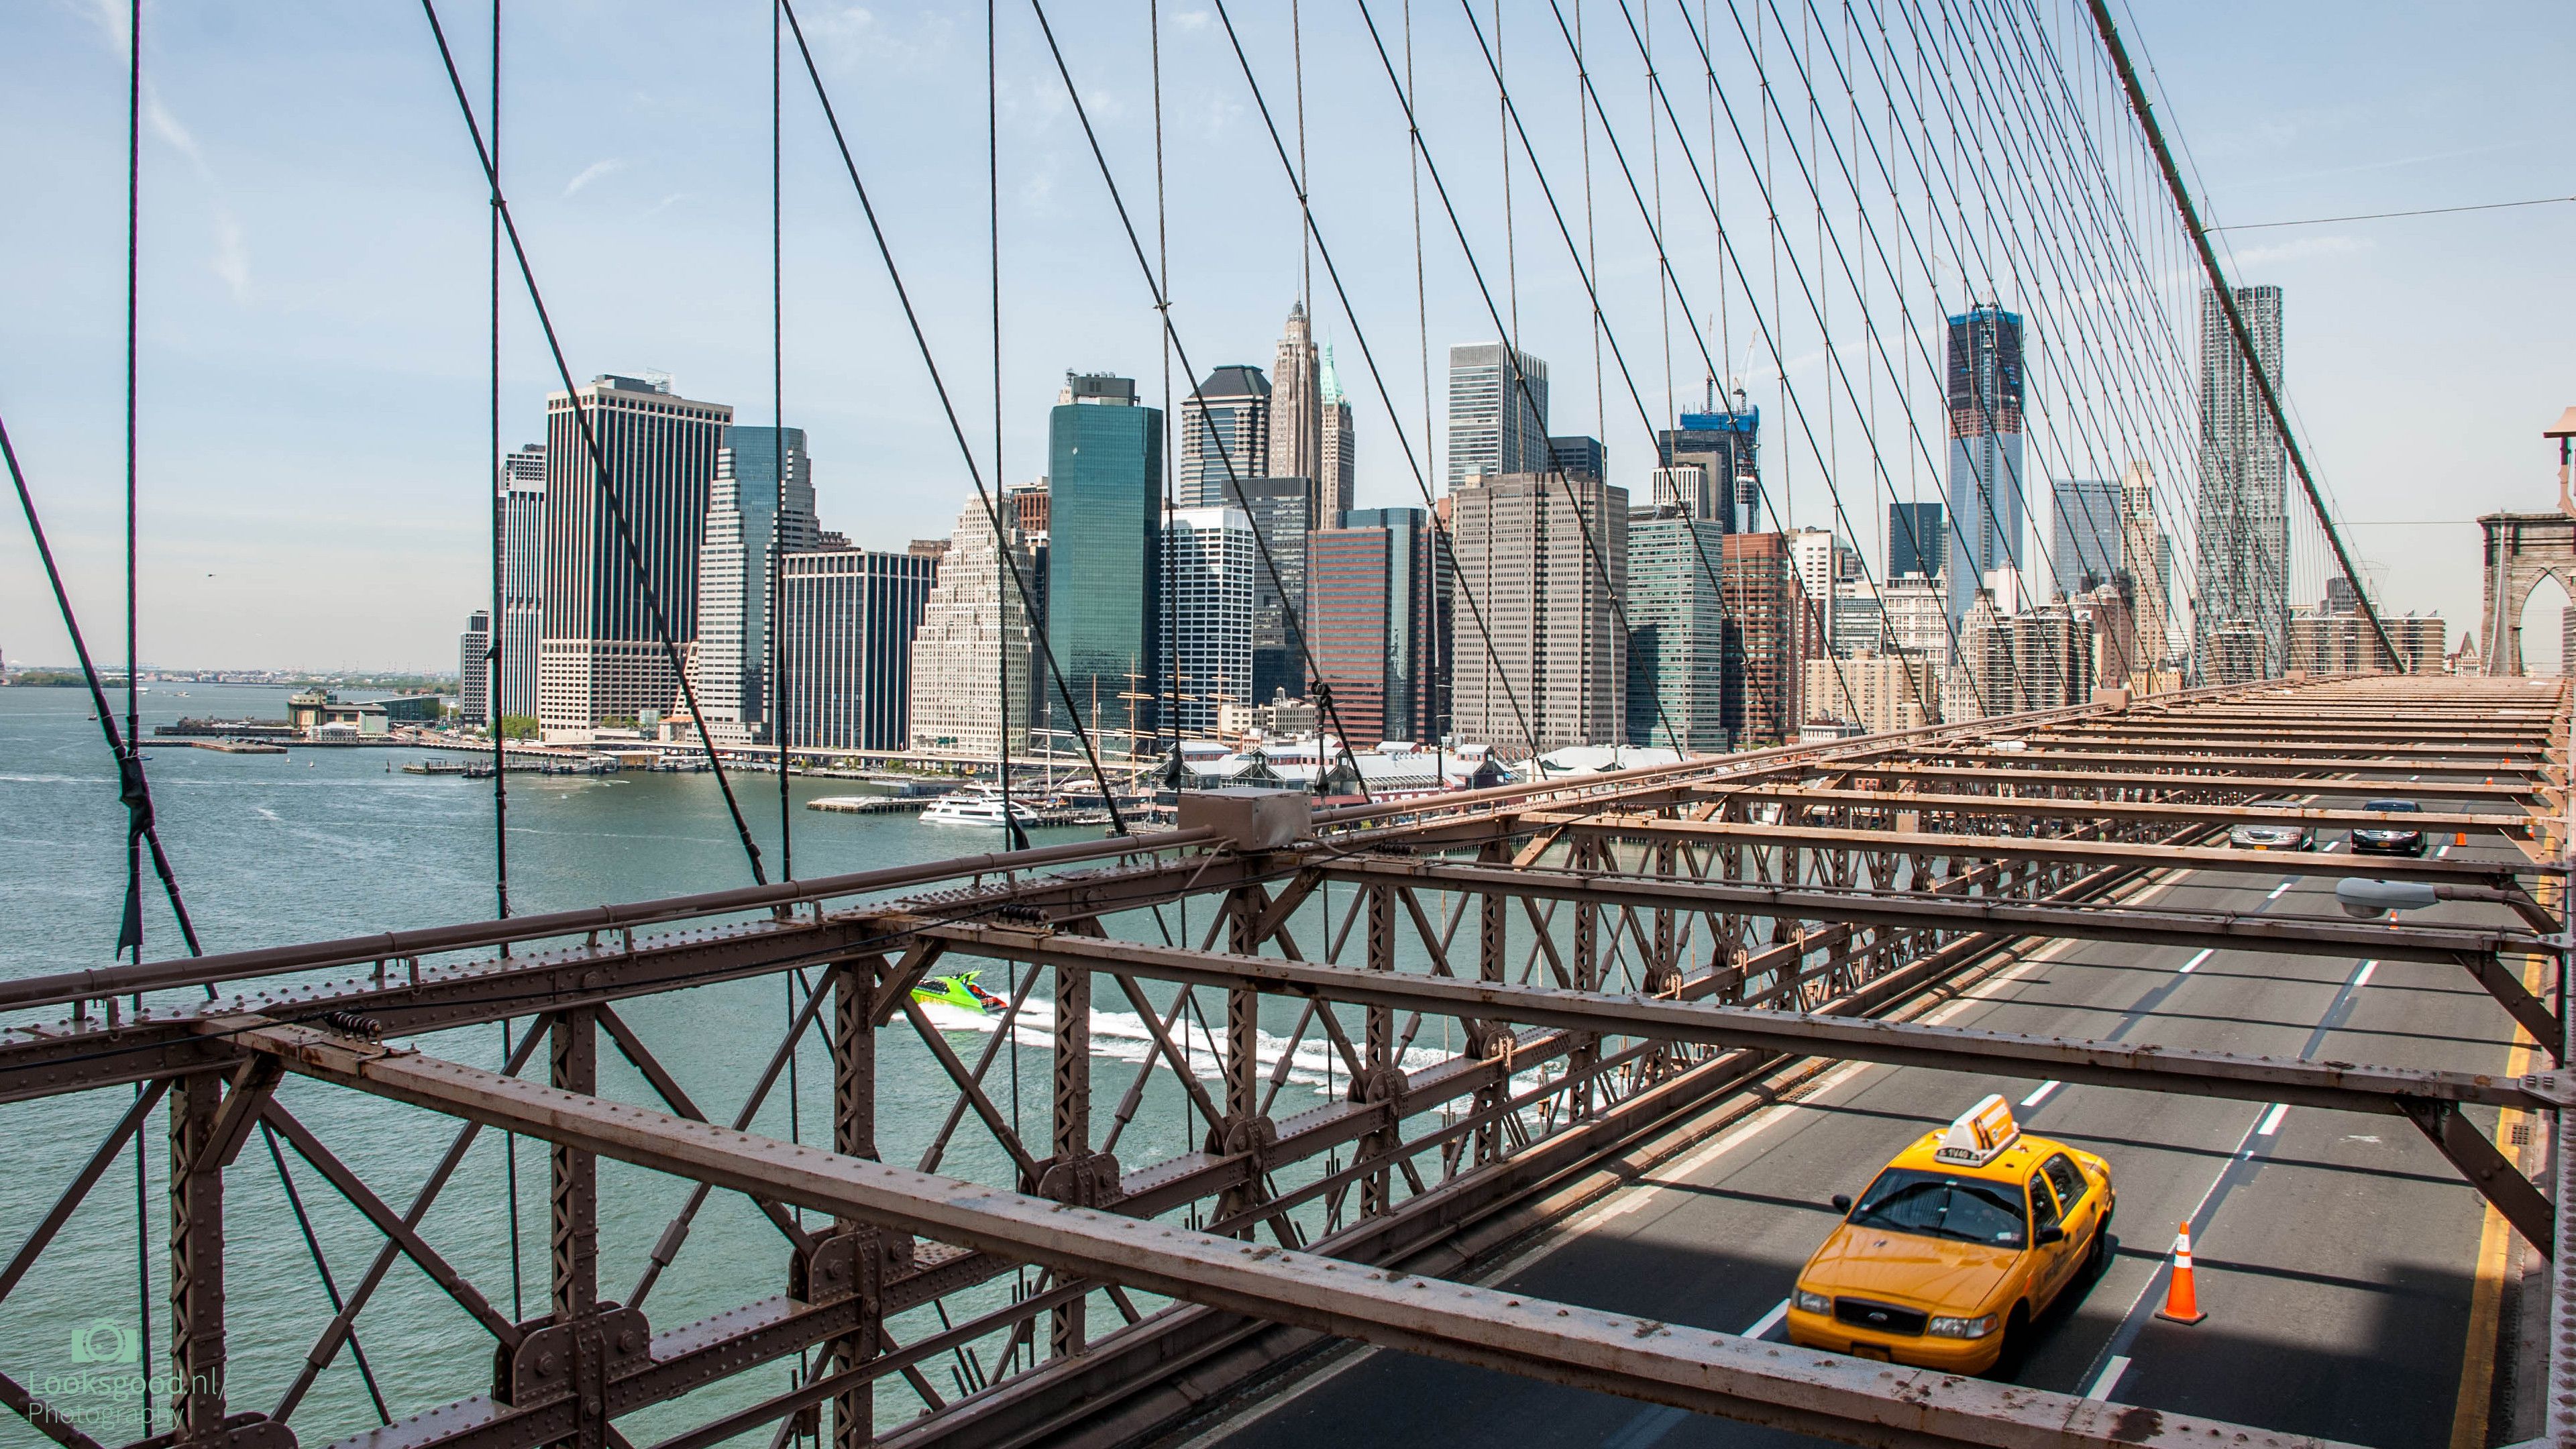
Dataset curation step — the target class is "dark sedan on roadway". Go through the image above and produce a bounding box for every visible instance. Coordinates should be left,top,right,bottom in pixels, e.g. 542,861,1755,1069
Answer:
2350,798,2426,857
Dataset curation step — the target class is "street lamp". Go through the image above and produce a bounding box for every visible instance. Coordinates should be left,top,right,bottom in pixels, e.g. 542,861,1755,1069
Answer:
2551,405,2576,517
2334,875,2556,932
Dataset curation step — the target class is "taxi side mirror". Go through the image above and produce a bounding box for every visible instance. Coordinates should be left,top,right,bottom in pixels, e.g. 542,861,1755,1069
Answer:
2035,1224,2065,1245
1830,1194,1852,1214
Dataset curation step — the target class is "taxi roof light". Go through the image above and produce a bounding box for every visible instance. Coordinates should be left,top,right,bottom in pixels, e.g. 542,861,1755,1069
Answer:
1932,1093,2021,1167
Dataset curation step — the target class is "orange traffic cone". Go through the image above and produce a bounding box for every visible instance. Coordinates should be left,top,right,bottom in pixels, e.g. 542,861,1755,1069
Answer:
2455,832,2467,847
2155,1221,2207,1325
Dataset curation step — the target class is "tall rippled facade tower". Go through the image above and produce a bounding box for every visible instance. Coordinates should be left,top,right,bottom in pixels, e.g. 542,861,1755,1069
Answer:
2194,284,2288,680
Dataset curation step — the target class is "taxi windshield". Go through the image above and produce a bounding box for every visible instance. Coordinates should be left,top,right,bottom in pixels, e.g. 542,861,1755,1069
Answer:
1847,1168,2028,1248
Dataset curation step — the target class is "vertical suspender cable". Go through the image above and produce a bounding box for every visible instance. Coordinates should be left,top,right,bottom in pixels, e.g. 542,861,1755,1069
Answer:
488,1,508,921
489,0,525,1330
124,2,152,1430
1155,0,1177,796
774,0,796,878
991,0,1028,851
420,0,773,883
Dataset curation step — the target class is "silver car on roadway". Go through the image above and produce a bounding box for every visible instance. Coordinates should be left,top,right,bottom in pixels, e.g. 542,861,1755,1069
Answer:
2228,820,2314,851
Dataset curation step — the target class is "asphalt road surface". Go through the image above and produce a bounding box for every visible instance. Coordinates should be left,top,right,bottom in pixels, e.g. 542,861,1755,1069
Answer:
1197,802,2535,1449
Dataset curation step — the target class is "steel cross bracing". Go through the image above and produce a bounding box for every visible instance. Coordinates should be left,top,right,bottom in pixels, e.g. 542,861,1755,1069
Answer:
2,676,2566,1449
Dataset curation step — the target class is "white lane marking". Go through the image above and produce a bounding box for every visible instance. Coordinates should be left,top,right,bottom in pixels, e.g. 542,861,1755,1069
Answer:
2084,1354,2132,1402
2354,960,2376,987
2266,881,2292,900
2021,1081,2061,1108
2180,949,2213,973
2257,1103,2289,1136
2438,843,2452,858
1743,1298,1790,1340
2322,839,2343,853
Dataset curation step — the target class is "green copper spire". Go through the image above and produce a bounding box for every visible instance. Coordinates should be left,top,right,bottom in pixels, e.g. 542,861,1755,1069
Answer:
1318,342,1346,407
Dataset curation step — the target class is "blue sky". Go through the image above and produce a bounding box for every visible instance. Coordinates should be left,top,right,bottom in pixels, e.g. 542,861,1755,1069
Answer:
1,0,2568,672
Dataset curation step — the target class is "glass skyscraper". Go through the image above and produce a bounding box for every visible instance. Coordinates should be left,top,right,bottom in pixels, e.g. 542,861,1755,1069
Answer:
2049,478,2124,596
1887,500,1943,582
1177,365,1269,508
1943,305,2027,626
1446,343,1550,491
1044,373,1163,753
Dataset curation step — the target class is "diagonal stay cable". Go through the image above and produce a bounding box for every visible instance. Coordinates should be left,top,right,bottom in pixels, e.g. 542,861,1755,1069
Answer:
1024,0,1377,800
3,411,206,971
773,0,1130,834
1203,0,1545,763
419,0,771,882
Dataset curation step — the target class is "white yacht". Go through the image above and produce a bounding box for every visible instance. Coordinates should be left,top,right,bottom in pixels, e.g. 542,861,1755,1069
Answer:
920,786,1041,826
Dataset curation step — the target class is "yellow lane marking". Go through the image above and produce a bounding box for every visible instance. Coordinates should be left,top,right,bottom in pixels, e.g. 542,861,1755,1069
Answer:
2449,951,2546,1449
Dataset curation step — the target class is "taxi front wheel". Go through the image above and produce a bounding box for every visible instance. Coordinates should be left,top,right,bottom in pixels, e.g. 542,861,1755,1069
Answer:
1987,1304,2033,1380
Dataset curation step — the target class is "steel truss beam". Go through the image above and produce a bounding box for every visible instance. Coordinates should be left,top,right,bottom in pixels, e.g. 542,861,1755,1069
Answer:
235,1022,2361,1449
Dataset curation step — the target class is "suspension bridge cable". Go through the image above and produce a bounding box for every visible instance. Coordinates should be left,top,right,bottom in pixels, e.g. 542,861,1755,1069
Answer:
1712,0,2188,696
1204,0,1546,763
990,0,1029,851
1348,0,1698,753
773,0,795,879
1833,0,2209,667
1537,0,1932,729
771,0,1133,833
1026,0,1383,798
1617,0,1995,717
423,0,780,883
486,0,510,923
1892,0,2234,673
487,0,525,1334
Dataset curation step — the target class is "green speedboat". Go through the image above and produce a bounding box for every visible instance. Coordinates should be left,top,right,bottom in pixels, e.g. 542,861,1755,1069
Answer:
912,971,1006,1015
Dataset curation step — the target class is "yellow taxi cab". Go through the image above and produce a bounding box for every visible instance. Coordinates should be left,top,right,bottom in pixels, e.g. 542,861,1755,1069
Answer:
1785,1093,2114,1374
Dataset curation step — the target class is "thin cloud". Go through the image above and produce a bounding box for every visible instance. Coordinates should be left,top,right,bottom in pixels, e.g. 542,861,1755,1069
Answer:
564,158,627,198
76,0,250,303
640,192,688,219
2224,234,2371,268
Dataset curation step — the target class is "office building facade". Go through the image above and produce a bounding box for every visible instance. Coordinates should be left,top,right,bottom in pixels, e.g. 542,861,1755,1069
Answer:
1162,506,1256,736
1232,475,1316,707
907,496,1036,757
2049,478,2123,596
2120,462,2170,676
538,374,732,739
1943,305,2027,625
1178,365,1270,509
1446,343,1550,490
1626,511,1729,753
1803,649,1935,735
777,546,936,752
459,611,491,724
1309,507,1439,747
1448,471,1626,751
1547,435,1607,484
1657,400,1760,530
496,443,545,723
1719,532,1811,749
693,427,816,738
1268,303,1323,486
1888,500,1943,582
1044,374,1163,751
2196,284,2290,678
1318,344,1356,526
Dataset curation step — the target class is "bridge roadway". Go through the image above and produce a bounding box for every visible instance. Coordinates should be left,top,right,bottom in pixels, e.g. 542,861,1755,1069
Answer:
1199,799,2536,1449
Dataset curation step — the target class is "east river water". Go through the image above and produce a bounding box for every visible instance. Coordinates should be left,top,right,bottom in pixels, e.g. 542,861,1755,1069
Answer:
0,684,1457,1446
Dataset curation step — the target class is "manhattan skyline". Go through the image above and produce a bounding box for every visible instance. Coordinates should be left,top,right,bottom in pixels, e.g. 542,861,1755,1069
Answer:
0,1,2565,672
